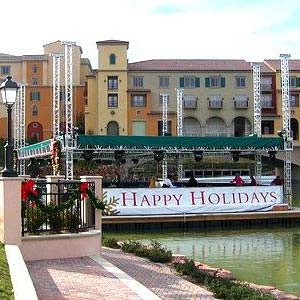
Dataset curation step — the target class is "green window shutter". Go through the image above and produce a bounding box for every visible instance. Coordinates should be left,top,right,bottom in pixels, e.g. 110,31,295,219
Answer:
195,77,200,87
205,78,210,87
221,77,226,87
296,77,300,87
179,77,184,88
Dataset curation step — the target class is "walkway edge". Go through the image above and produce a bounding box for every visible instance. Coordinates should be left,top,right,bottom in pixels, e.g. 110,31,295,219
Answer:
5,244,38,300
90,255,161,300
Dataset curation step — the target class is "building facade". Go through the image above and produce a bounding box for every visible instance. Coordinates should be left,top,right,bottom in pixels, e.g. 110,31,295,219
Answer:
0,41,91,141
85,40,300,147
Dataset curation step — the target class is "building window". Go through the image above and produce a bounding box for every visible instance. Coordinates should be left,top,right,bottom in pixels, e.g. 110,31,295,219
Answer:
32,105,38,116
107,121,119,135
108,76,118,89
108,94,118,108
235,76,246,88
33,65,38,74
179,77,200,88
290,94,299,107
262,120,274,134
60,91,66,101
261,94,273,108
234,95,248,108
208,95,223,108
133,77,144,87
261,77,272,90
183,95,197,108
290,76,300,88
30,91,40,101
159,94,170,106
158,121,172,136
109,54,116,65
1,66,11,75
131,95,146,107
32,77,38,85
205,76,225,88
159,77,169,88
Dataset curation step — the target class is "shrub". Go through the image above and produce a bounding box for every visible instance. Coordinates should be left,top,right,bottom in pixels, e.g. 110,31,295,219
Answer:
147,240,172,263
121,240,142,253
174,260,276,300
102,237,121,249
64,210,80,232
24,206,45,233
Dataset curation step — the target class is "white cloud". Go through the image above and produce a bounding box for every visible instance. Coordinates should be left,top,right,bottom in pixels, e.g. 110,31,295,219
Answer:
1,0,299,68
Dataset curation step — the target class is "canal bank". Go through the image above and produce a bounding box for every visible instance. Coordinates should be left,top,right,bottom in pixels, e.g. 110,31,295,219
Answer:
102,224,300,296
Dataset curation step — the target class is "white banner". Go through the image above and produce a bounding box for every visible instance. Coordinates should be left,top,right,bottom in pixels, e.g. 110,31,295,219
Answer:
103,186,283,216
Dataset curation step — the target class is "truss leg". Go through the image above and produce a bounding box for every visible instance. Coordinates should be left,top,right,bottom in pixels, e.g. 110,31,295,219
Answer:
162,159,168,181
255,153,262,185
177,158,183,182
284,151,292,208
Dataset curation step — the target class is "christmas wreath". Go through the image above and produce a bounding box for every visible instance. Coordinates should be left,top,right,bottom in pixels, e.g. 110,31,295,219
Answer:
21,180,105,213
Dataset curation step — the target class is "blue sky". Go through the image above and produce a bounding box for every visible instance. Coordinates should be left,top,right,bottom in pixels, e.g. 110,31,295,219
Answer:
2,0,300,68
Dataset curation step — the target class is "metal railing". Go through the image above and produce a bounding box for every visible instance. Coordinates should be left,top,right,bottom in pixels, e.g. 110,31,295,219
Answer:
22,180,95,236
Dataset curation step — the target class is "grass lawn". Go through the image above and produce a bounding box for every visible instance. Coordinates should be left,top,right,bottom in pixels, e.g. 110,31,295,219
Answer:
0,243,14,300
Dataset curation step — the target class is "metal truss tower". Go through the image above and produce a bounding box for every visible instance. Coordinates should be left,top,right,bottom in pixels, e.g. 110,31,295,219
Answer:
13,84,26,175
251,63,262,184
62,41,76,180
52,53,63,139
280,54,293,207
161,93,169,180
176,89,184,181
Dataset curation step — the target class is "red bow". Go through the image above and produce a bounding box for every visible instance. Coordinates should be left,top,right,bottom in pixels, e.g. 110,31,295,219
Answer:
21,180,38,201
79,182,89,200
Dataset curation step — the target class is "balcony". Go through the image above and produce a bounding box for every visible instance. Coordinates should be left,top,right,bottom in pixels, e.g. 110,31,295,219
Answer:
208,100,223,109
184,99,197,109
234,99,248,109
261,84,273,91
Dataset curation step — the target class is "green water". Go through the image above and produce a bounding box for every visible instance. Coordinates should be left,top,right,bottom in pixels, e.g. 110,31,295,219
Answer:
104,225,300,296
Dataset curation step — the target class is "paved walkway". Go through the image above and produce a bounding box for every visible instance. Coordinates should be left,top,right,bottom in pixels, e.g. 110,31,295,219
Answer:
26,248,215,300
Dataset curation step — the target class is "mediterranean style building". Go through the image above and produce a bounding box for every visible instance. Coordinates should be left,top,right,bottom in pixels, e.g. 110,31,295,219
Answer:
85,40,300,150
0,41,91,141
0,39,299,153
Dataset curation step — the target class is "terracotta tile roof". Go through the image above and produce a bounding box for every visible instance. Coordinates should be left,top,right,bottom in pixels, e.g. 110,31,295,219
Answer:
264,59,300,71
128,59,252,71
96,40,129,49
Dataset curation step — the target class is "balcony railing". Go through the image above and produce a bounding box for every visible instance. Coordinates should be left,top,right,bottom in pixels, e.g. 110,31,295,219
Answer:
234,100,248,109
261,84,272,91
209,100,223,109
184,99,197,108
290,98,299,108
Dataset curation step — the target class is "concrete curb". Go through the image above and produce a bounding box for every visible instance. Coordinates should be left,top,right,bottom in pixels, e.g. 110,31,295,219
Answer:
90,255,161,300
5,245,38,300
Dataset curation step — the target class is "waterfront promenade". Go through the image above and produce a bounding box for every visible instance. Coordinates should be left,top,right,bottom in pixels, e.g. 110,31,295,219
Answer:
26,247,215,300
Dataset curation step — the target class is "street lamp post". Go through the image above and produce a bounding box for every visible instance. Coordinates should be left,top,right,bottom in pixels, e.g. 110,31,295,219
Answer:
0,76,19,177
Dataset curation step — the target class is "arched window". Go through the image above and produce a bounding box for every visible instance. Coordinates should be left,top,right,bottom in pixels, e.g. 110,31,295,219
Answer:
183,117,201,136
109,54,116,65
205,117,227,136
27,122,43,141
107,121,119,135
232,117,252,137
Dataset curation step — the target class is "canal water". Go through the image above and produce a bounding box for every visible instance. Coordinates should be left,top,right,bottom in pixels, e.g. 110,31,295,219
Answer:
104,186,300,295
105,224,300,295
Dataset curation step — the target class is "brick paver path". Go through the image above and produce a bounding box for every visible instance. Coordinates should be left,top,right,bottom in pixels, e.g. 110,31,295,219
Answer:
102,248,215,300
27,256,142,300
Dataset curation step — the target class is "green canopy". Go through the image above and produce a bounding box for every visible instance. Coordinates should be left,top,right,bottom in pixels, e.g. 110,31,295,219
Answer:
78,135,284,151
